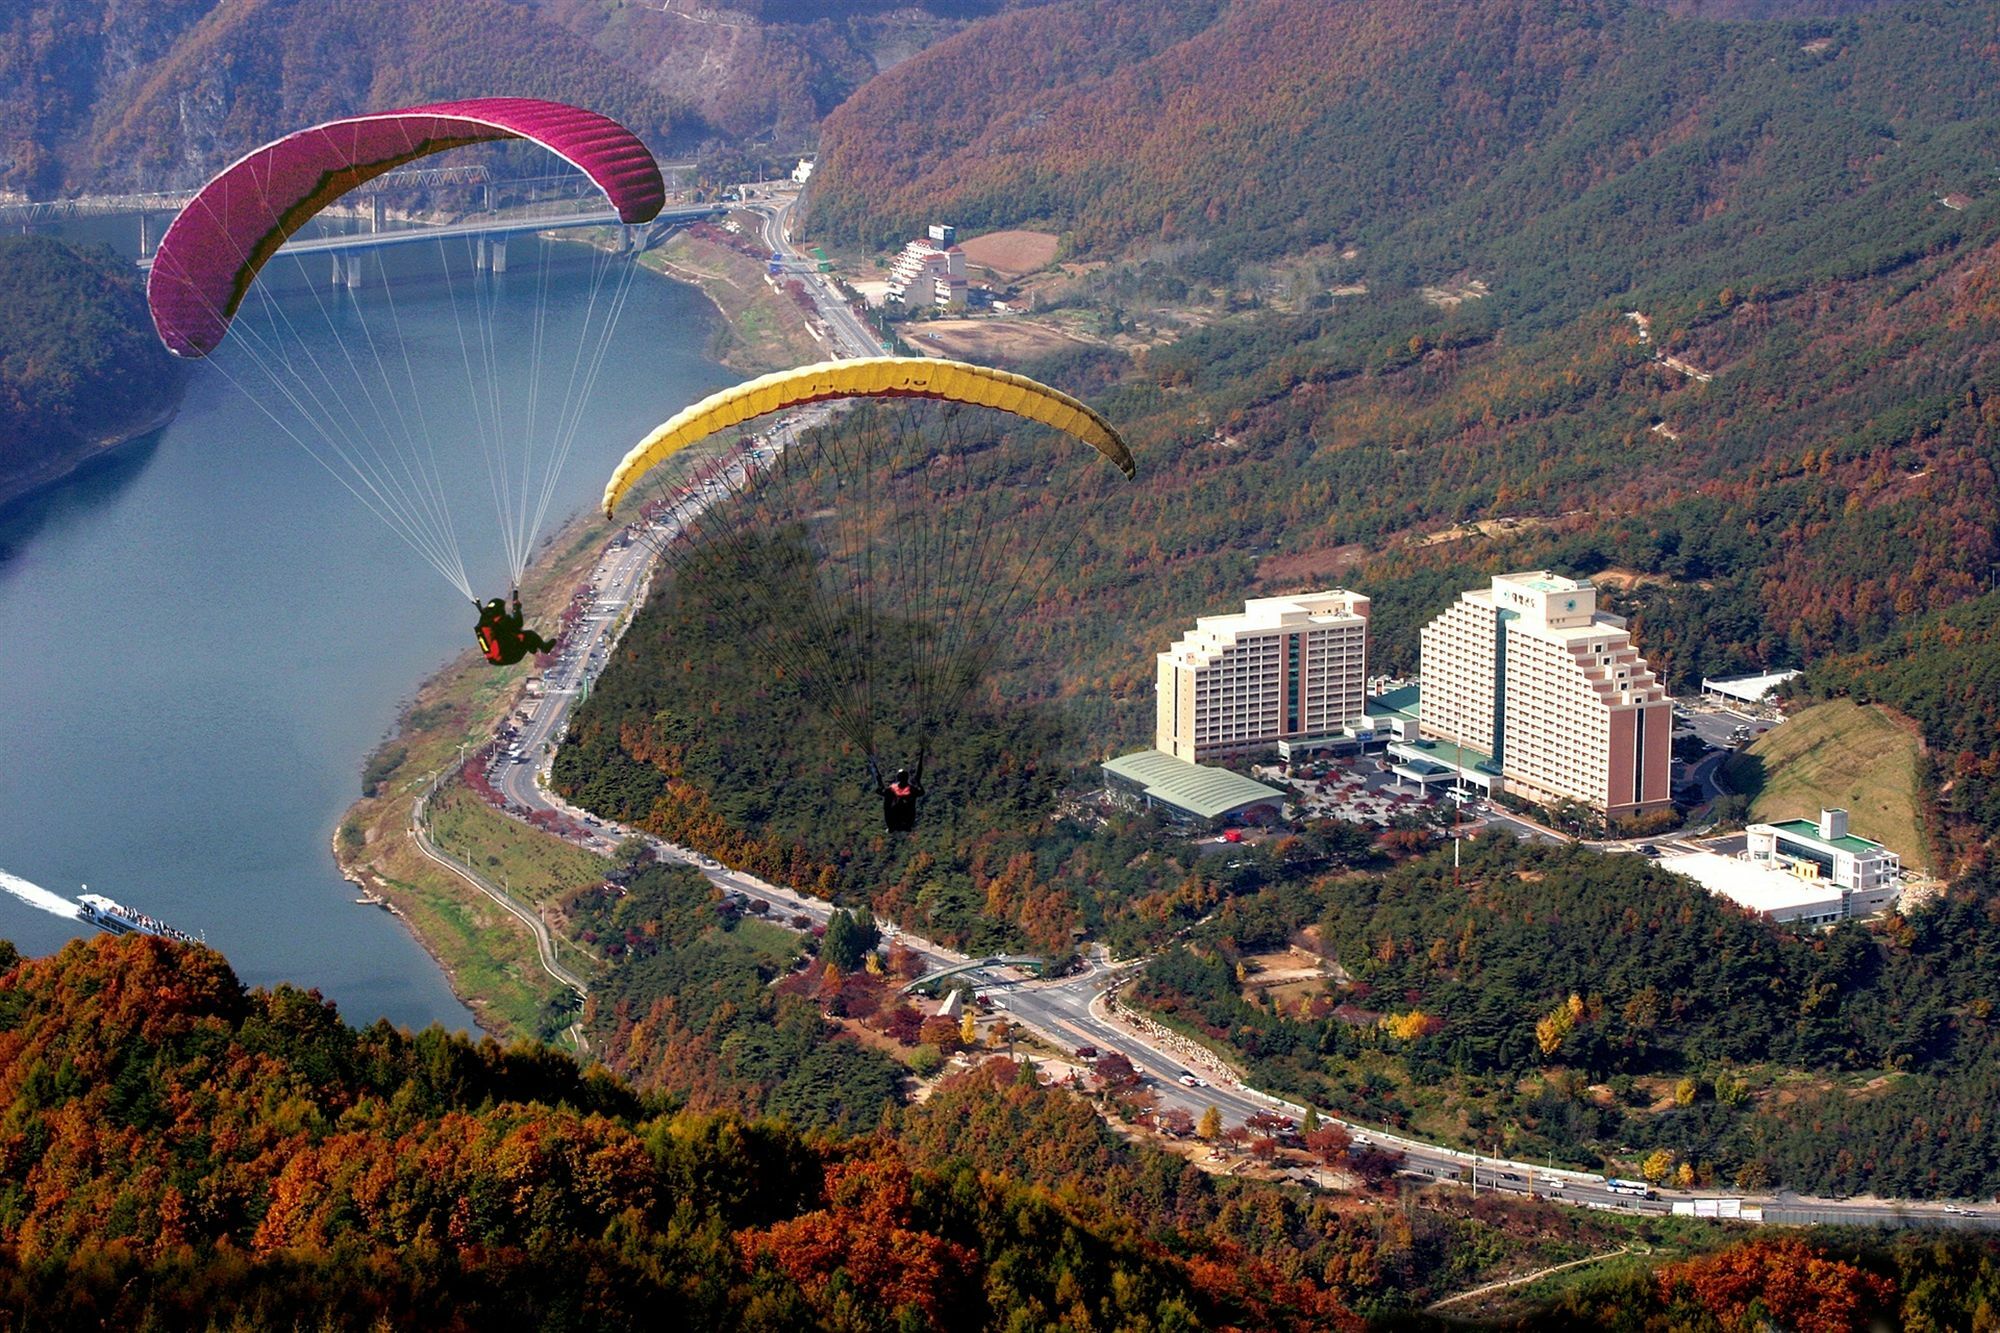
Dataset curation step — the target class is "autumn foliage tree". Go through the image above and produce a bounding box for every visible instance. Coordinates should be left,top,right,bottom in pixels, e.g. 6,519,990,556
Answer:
1655,1238,1896,1333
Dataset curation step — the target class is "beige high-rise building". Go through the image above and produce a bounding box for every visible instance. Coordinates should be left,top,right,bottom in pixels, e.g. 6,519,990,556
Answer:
1156,591,1370,762
1419,572,1671,819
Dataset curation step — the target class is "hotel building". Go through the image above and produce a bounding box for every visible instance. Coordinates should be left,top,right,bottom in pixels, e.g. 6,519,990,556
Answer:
1156,590,1370,763
884,224,969,309
1418,572,1671,818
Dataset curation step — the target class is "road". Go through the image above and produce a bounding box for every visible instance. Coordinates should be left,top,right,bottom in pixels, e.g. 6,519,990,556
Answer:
744,191,889,357
448,197,1998,1234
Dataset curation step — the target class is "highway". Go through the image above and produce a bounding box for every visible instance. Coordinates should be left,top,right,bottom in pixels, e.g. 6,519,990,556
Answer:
744,190,889,357
454,193,1997,1235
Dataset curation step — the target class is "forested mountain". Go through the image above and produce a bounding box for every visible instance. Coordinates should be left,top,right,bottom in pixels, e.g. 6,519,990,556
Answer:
0,0,212,197
0,932,1270,1329
0,0,1047,196
528,0,1034,144
787,0,2000,860
1138,838,2000,1198
1,0,693,195
6,931,1996,1328
0,236,181,506
811,0,1996,296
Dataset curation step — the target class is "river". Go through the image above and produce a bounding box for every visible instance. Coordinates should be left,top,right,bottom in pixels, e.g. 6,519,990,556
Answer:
0,225,728,1031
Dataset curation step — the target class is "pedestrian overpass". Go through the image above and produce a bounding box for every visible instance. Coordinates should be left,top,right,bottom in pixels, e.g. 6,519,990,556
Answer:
901,955,1047,995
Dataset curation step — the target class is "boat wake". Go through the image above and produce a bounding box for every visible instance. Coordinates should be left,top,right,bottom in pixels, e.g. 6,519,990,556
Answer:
0,868,80,921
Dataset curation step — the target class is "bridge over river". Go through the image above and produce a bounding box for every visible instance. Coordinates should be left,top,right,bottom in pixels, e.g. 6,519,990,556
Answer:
132,201,725,279
1,162,708,265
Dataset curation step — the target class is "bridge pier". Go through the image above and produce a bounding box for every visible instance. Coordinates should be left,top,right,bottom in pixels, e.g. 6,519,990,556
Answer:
346,255,363,289
371,194,384,234
330,253,344,287
137,212,153,259
490,235,507,273
475,235,490,272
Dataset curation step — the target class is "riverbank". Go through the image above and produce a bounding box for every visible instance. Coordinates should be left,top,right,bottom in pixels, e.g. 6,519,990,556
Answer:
331,234,818,1041
640,219,824,373
332,506,620,1042
0,397,183,516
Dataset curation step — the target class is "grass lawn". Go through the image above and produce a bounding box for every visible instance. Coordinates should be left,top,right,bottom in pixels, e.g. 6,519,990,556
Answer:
641,225,822,374
334,504,625,1041
1724,699,1930,873
726,914,806,970
427,784,609,915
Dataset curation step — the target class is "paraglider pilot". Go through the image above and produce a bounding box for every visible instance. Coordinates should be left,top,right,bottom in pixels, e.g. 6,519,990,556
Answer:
475,592,557,666
868,755,924,833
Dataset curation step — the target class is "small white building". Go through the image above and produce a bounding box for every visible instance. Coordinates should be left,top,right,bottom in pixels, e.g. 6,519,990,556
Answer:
1660,848,1898,927
1745,808,1901,895
790,158,815,184
1701,670,1800,707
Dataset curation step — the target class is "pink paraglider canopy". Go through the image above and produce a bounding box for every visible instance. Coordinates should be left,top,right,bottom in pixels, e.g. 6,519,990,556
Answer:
147,97,665,358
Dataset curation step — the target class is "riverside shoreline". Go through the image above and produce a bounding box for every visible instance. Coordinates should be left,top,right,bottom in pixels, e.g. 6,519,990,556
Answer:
329,228,822,1039
0,397,184,515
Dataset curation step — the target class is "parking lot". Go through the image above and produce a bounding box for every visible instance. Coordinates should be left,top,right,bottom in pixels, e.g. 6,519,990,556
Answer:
1239,690,1778,841
1251,753,1457,827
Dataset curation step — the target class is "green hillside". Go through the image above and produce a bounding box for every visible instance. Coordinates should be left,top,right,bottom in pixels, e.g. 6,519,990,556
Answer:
1726,699,1930,874
1803,591,2000,865
0,236,182,506
785,0,2000,860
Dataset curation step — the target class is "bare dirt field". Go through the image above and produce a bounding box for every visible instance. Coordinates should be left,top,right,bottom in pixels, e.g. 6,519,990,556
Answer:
900,318,1094,363
1255,544,1368,587
1239,947,1335,1013
1420,515,1550,546
1421,278,1491,307
960,229,1061,278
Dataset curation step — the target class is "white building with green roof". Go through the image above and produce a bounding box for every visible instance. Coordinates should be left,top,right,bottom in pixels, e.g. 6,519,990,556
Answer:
1746,808,1900,894
1101,750,1289,826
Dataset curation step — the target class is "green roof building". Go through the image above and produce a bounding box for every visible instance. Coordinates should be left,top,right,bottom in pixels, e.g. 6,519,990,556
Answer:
1746,808,1900,894
1102,749,1288,825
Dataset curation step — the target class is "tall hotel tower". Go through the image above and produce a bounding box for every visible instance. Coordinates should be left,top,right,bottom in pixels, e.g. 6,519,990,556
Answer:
1156,591,1371,763
1419,572,1671,818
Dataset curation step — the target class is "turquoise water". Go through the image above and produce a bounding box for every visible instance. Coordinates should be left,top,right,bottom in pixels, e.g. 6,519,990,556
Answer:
0,233,727,1031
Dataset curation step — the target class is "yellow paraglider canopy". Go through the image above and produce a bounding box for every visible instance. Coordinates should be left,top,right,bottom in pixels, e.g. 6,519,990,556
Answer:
602,355,1134,518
